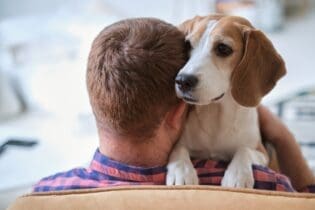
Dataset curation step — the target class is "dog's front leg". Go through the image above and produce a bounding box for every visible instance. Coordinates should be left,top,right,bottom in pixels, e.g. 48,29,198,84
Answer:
221,147,268,188
166,142,199,185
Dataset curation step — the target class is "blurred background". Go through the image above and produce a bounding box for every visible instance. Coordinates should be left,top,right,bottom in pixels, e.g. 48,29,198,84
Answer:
0,0,315,208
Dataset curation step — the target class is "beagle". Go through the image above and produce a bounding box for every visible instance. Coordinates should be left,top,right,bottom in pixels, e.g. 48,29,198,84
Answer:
166,15,286,188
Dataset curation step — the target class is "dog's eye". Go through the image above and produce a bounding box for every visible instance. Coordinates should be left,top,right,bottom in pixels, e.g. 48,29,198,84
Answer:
215,43,233,57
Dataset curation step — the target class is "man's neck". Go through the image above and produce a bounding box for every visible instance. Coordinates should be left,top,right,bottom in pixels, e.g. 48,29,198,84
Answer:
98,128,172,167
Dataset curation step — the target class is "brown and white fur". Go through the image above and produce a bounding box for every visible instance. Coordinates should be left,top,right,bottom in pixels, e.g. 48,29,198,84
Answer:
166,15,286,188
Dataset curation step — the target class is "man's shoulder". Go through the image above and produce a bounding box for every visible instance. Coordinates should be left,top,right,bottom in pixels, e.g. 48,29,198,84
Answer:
252,164,295,192
192,159,295,192
32,167,97,192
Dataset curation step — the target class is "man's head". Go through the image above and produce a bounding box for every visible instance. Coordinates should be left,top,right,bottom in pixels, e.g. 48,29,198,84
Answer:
87,18,189,163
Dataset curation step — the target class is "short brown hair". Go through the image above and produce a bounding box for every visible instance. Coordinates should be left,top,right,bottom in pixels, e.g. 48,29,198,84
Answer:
87,18,188,140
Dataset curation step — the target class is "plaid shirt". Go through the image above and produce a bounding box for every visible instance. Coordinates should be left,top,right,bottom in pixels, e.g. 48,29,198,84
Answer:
33,149,314,193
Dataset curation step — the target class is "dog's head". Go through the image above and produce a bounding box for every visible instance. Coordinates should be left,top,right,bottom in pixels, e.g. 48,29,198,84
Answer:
176,15,286,107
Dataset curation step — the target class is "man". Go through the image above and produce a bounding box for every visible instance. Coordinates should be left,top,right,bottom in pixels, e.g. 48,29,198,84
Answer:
33,18,314,192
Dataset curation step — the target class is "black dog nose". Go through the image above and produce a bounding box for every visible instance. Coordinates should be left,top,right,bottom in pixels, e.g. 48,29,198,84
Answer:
175,74,198,92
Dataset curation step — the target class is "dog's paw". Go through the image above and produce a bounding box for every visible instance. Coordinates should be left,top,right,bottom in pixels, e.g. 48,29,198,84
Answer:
221,163,254,188
166,160,199,185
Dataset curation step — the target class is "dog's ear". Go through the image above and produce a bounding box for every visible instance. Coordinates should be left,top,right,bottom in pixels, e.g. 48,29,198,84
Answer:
179,15,223,46
231,29,286,107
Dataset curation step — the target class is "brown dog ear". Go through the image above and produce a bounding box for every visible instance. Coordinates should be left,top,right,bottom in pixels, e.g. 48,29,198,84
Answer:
231,29,286,107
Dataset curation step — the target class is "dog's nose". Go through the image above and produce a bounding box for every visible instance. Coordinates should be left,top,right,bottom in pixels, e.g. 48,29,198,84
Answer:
175,74,198,92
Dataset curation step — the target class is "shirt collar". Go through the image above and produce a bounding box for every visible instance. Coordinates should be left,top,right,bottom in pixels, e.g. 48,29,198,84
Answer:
89,149,166,183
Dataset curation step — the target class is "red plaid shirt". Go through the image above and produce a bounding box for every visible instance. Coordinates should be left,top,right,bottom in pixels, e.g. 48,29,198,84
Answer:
33,149,314,193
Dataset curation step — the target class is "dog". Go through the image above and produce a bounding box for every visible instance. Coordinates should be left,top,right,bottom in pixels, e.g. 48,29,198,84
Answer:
166,15,286,188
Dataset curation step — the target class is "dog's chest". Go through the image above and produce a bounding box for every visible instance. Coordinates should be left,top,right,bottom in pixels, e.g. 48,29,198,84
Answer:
181,104,260,160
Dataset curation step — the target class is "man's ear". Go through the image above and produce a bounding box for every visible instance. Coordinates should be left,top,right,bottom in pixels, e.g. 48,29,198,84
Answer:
165,102,188,132
231,29,286,107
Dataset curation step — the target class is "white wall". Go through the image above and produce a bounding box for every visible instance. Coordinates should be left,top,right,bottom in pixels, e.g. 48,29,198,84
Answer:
0,0,216,24
106,0,215,24
0,0,65,19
